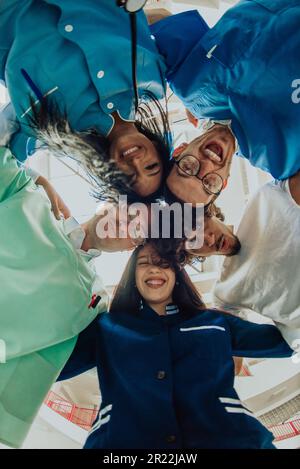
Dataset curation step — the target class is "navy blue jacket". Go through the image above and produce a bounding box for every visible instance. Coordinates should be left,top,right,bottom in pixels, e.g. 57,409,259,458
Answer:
58,305,292,449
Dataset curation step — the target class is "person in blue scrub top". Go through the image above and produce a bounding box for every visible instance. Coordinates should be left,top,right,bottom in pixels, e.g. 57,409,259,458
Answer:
58,240,292,449
0,0,172,201
148,1,300,204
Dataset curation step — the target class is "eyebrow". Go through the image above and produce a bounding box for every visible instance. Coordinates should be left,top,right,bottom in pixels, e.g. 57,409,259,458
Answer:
137,256,148,261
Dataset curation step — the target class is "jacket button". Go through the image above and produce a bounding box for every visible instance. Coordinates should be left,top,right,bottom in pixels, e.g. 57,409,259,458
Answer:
64,24,74,33
97,70,105,79
157,370,166,380
166,435,176,443
107,102,114,110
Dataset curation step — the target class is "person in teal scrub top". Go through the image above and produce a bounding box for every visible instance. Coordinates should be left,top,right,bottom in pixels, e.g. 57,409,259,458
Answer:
0,0,172,202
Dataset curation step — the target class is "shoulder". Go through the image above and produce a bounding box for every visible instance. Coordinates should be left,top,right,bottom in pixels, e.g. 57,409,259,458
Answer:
189,308,230,327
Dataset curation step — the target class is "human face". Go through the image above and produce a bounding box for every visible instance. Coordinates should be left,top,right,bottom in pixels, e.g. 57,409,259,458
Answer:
135,244,176,310
166,125,236,205
94,203,146,252
109,127,163,197
187,216,241,257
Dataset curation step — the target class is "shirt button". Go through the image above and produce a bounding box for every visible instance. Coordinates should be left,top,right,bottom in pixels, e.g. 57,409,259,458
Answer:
157,371,166,380
166,435,176,444
107,102,114,110
150,35,155,40
64,24,74,33
97,70,105,79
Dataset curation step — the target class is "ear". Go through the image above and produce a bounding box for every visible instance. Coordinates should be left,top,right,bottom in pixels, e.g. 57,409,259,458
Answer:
222,179,228,189
172,143,188,158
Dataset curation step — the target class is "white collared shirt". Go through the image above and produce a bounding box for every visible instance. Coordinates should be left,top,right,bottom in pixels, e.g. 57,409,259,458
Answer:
63,216,102,260
63,217,107,303
214,179,300,349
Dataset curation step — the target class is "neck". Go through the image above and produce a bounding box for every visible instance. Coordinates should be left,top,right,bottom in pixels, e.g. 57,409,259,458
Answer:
108,112,136,142
148,298,173,316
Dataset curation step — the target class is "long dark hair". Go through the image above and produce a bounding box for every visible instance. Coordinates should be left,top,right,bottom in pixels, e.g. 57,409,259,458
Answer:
110,240,206,316
26,91,172,203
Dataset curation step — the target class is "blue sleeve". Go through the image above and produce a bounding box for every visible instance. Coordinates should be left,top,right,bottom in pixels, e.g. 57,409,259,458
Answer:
226,315,293,358
57,317,99,381
150,11,209,81
9,130,41,163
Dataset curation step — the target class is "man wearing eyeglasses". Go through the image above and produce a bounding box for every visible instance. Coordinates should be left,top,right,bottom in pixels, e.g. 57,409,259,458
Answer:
148,0,300,204
166,121,237,205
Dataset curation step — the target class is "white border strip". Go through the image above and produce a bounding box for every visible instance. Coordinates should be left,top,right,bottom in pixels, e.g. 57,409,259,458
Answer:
219,397,242,405
180,326,225,332
225,407,256,419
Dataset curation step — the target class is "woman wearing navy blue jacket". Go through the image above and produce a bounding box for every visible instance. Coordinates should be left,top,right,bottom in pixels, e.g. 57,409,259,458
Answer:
58,241,292,449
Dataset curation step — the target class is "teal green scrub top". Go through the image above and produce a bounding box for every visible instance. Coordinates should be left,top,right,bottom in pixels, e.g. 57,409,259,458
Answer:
0,146,108,447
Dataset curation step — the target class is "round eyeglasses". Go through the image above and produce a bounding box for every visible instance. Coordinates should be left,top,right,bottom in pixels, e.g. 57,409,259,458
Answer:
176,154,224,195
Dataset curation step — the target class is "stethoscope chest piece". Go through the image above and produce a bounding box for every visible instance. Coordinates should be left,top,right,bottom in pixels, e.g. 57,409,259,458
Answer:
116,0,147,13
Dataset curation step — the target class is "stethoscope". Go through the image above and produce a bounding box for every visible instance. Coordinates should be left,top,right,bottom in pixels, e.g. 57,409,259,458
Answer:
116,0,147,112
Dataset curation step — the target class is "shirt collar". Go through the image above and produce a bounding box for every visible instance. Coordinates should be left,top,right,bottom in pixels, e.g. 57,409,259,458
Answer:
63,217,102,259
139,300,180,316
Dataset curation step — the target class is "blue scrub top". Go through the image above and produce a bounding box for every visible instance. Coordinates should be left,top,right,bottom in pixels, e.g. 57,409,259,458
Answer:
0,0,167,161
151,0,300,180
59,304,292,449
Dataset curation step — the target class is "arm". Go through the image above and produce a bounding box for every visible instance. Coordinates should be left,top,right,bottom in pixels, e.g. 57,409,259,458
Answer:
289,171,300,205
57,317,99,381
35,174,71,220
149,10,209,80
226,314,293,358
9,131,43,163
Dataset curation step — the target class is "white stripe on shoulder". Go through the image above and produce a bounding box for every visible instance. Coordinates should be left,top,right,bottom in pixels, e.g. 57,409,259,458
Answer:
225,407,256,419
180,326,226,332
219,397,242,405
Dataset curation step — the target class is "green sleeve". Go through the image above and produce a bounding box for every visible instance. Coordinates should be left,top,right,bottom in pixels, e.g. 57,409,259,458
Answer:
0,146,30,202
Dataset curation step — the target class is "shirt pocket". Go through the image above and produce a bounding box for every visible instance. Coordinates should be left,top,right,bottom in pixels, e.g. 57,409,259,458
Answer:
200,2,265,69
5,53,65,123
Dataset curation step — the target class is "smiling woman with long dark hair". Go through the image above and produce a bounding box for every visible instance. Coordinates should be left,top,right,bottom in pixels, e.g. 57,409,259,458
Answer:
0,0,172,202
57,240,291,449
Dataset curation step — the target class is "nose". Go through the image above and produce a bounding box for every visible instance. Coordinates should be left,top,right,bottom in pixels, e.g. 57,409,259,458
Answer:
204,231,215,248
148,264,161,274
126,150,144,164
197,159,215,178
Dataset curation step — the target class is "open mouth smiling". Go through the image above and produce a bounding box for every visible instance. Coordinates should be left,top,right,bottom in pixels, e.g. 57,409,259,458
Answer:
203,141,224,163
145,277,166,289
